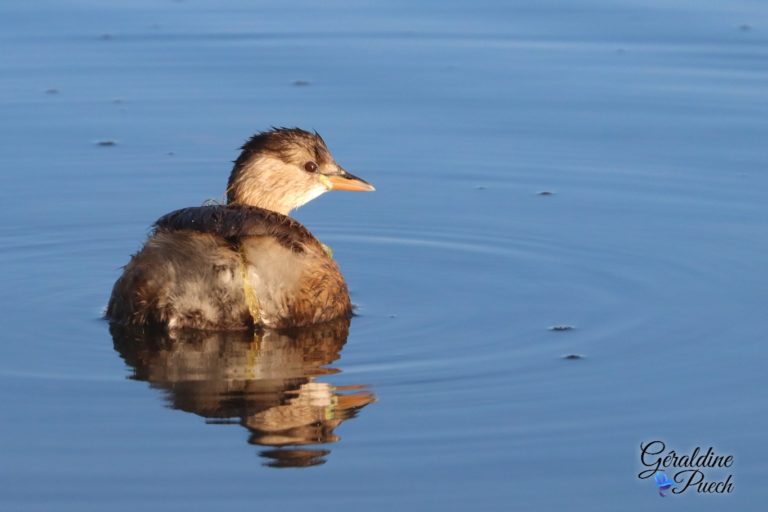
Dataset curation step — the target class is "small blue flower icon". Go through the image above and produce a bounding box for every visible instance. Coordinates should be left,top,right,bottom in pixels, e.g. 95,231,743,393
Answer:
655,472,674,497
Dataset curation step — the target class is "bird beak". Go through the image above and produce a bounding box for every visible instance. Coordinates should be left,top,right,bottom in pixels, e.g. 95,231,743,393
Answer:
324,169,376,192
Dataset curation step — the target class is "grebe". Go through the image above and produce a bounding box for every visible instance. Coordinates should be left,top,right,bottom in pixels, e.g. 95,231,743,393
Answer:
107,128,374,330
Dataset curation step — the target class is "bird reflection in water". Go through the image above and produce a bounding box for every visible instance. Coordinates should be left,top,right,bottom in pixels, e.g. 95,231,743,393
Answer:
111,317,374,468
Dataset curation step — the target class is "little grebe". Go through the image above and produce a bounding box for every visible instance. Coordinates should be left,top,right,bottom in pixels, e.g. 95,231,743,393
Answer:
107,128,374,330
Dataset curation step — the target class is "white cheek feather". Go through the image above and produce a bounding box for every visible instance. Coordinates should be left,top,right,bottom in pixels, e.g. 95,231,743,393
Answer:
293,183,329,210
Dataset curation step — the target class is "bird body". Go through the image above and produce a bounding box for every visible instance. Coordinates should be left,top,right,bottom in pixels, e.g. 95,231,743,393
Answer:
107,128,373,330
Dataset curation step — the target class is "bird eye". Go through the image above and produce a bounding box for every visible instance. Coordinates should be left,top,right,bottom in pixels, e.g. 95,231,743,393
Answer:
304,161,318,173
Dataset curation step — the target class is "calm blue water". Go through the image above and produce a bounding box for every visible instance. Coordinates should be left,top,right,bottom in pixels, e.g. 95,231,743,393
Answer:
1,0,767,510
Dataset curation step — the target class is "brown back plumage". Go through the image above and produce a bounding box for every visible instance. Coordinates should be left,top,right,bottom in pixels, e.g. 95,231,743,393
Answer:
154,205,320,253
108,203,351,330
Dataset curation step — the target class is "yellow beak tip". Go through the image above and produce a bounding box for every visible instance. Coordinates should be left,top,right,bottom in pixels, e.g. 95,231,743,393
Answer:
326,175,376,192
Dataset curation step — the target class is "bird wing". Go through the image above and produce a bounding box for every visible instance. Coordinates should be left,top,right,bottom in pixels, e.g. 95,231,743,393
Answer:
153,205,316,253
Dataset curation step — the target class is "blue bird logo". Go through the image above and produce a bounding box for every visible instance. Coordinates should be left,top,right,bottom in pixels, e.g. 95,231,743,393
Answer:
655,472,674,497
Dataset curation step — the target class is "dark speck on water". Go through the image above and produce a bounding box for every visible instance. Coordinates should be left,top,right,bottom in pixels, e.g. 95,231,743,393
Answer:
1,0,766,510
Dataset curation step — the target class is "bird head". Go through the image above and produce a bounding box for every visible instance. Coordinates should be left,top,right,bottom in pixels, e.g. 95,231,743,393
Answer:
226,127,374,214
